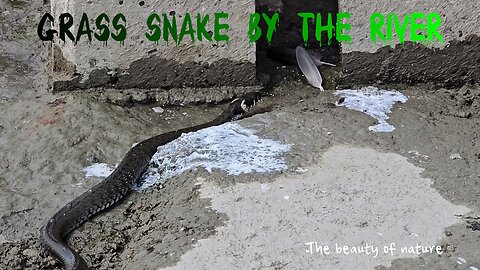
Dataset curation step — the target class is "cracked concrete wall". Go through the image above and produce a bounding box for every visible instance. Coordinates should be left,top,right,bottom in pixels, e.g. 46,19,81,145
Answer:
338,0,480,87
50,0,256,92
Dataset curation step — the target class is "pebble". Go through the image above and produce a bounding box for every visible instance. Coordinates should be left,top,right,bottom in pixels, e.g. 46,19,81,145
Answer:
450,153,463,160
132,92,148,103
10,247,19,254
152,107,164,114
22,248,39,257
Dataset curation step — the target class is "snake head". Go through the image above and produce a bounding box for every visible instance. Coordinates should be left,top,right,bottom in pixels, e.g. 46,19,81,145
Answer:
226,92,262,121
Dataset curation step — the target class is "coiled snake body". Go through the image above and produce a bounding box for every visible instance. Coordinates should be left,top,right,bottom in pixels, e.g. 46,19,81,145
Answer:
40,92,264,270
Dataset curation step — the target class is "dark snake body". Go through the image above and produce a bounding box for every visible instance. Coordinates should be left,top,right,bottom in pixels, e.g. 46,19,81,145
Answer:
40,93,263,270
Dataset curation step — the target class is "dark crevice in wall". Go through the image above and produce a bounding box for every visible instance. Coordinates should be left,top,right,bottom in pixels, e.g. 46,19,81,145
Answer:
255,0,341,87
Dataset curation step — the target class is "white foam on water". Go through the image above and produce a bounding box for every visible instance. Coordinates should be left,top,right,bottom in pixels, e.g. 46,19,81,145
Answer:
139,122,290,189
83,163,115,178
335,86,408,132
83,123,290,189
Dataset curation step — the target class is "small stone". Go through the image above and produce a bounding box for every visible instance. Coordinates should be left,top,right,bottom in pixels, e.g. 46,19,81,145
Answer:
10,247,19,254
445,230,453,237
132,92,148,103
359,221,369,228
22,248,39,257
89,155,99,163
450,153,463,160
152,107,164,114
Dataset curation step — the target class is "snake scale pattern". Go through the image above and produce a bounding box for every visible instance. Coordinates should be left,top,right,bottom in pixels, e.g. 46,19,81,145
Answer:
40,92,264,270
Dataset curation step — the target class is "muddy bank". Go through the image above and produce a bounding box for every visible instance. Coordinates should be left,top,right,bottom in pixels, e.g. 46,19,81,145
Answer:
1,173,228,269
1,81,479,269
0,1,479,269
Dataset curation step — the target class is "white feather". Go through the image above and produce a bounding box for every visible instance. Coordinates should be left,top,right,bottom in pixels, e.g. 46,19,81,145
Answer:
295,46,324,91
310,55,336,67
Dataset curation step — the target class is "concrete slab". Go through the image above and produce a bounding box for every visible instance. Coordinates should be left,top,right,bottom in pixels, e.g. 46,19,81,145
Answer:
162,145,470,269
337,0,480,86
339,0,480,53
49,0,256,91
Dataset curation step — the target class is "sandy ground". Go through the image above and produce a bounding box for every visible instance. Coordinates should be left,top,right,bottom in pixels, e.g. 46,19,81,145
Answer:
1,1,480,270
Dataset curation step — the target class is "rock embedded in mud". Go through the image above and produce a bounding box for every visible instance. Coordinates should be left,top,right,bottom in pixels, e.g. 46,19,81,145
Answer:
152,107,165,113
22,248,39,257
